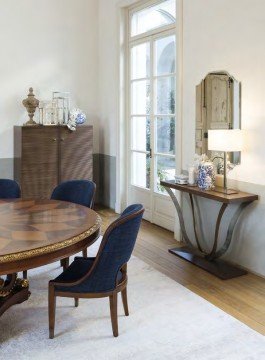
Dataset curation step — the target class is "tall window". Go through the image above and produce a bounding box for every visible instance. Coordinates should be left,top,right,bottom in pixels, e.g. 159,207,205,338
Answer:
129,0,176,197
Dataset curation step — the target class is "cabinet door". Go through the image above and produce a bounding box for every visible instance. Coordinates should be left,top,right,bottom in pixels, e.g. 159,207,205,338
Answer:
21,127,59,199
60,126,93,182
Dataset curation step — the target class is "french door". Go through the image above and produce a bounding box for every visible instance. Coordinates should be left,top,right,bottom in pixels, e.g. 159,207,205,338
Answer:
128,28,177,231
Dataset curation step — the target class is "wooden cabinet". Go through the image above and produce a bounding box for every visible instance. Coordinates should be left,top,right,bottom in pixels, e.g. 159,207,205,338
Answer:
14,125,93,199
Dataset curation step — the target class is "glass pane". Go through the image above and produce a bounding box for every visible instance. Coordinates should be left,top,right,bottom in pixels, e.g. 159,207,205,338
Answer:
132,117,150,151
131,43,150,80
132,80,151,115
156,117,175,154
155,156,175,193
131,0,176,37
155,35,175,76
155,76,175,114
132,152,150,189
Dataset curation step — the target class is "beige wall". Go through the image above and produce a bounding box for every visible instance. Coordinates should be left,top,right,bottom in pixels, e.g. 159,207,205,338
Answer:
98,0,140,157
98,0,119,157
182,0,265,276
0,0,99,157
183,0,265,185
97,0,265,276
0,0,264,275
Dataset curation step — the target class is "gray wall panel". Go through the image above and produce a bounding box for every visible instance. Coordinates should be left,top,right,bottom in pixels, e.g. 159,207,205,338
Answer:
93,153,116,209
0,158,13,179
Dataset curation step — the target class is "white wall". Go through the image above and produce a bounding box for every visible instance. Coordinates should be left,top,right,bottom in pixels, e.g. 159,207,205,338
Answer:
97,0,265,276
0,0,99,157
182,0,265,276
98,0,118,157
183,0,265,186
1,0,264,274
98,0,137,157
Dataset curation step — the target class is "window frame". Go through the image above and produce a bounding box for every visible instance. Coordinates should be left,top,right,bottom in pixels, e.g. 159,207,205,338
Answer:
129,0,176,42
128,1,177,195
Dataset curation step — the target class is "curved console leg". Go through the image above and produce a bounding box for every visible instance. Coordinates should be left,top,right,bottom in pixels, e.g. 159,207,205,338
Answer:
165,187,197,250
189,194,204,253
212,201,252,260
206,203,228,260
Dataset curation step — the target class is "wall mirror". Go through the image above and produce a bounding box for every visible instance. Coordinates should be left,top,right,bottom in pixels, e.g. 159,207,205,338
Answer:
195,71,241,167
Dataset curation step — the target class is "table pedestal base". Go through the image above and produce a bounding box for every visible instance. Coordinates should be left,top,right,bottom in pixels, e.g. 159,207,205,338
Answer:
0,275,31,316
169,246,247,280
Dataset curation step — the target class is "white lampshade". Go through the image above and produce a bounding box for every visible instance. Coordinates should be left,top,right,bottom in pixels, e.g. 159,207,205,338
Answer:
208,129,243,152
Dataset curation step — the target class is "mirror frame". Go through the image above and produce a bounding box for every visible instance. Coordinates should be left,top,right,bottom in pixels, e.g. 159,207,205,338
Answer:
195,70,241,169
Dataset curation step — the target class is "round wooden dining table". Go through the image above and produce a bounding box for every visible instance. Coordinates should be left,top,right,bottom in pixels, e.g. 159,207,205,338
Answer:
0,199,101,316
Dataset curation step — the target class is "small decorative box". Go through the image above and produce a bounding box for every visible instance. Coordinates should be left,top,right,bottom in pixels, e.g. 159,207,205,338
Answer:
175,174,189,185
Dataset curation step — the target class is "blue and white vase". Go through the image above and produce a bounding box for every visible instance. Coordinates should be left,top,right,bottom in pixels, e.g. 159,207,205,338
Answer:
67,108,87,131
197,161,215,190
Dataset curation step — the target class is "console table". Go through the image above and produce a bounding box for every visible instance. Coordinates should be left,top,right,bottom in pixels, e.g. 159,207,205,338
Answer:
160,180,258,279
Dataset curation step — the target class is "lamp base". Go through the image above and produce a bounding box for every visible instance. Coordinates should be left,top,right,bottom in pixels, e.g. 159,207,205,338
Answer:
214,186,238,195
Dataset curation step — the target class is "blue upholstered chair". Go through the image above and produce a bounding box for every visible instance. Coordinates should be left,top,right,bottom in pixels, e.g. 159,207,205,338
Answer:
51,180,96,262
51,180,96,209
48,204,144,339
0,179,20,198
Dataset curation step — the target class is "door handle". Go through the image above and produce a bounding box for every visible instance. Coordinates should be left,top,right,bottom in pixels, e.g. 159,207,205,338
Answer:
52,138,57,142
60,138,65,141
149,148,152,158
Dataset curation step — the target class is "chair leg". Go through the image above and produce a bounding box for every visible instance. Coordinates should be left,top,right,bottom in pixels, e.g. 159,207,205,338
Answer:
23,270,28,279
121,287,129,316
49,284,56,339
82,248,87,257
74,298,79,307
109,293,118,337
60,258,69,271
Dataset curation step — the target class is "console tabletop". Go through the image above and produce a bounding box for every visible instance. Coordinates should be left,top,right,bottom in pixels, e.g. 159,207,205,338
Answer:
161,180,258,203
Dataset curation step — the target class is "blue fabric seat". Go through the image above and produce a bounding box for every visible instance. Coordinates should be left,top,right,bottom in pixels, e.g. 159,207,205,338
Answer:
49,203,144,339
54,257,123,292
51,180,96,208
0,179,20,198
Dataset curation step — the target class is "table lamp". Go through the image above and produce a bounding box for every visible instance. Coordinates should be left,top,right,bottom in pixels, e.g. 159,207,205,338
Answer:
208,129,243,195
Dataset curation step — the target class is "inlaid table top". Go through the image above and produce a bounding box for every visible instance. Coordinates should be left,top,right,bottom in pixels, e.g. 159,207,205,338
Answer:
0,199,101,274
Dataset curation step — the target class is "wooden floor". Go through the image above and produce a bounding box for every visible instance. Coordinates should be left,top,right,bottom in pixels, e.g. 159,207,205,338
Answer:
96,206,265,336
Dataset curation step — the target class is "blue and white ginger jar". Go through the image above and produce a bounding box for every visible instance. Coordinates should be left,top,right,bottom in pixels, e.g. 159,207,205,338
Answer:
197,162,215,190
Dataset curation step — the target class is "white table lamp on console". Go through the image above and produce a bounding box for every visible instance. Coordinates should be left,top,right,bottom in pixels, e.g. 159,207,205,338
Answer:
208,129,243,195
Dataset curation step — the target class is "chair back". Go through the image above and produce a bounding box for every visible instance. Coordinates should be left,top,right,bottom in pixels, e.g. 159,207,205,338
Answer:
86,204,144,292
0,179,21,198
51,180,96,208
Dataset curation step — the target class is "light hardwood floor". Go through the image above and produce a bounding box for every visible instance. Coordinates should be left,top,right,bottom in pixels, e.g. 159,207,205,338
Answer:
96,206,265,336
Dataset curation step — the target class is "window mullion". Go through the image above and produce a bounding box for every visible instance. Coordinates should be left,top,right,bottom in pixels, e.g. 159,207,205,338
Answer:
150,36,155,196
